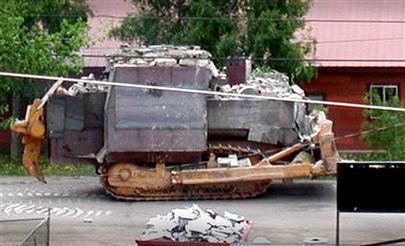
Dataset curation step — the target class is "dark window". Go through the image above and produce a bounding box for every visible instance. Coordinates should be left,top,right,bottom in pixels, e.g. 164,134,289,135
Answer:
369,85,398,105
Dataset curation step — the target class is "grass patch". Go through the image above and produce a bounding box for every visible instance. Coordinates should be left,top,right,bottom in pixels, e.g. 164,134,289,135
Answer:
314,174,336,181
340,152,401,161
0,154,95,176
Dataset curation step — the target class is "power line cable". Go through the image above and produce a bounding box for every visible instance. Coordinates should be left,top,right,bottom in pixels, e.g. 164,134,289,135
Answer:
80,54,405,63
11,14,405,23
80,36,405,49
316,37,405,44
333,123,405,142
0,71,404,112
1,71,403,157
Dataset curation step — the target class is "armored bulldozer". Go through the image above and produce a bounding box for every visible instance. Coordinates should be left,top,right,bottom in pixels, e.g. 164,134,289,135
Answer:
11,45,337,200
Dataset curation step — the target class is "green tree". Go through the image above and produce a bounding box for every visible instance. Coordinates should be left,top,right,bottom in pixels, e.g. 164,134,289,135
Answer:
362,96,405,160
110,0,315,81
0,0,88,157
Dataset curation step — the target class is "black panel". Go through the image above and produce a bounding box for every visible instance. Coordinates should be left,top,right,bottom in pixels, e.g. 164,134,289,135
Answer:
337,162,405,213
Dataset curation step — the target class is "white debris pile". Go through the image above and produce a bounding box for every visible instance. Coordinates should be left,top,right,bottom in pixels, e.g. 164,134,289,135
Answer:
218,155,252,168
56,73,107,96
106,44,219,77
140,204,251,245
216,68,305,99
247,69,291,95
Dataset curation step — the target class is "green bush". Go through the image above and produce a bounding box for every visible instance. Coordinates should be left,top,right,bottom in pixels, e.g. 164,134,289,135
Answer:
362,96,405,161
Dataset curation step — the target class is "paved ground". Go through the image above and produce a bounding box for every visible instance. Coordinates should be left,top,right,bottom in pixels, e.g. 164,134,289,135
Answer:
0,176,404,245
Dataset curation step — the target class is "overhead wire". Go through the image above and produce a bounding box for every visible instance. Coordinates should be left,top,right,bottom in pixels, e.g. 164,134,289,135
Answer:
5,3,404,158
0,71,404,113
311,122,405,148
315,37,405,44
15,14,405,24
306,122,405,163
333,123,405,142
1,71,403,161
11,12,405,62
80,36,405,48
80,54,405,63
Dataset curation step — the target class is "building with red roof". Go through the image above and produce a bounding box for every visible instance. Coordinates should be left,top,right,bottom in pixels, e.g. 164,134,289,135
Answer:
300,0,405,151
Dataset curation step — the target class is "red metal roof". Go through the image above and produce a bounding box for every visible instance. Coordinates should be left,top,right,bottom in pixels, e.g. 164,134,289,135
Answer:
82,0,405,68
81,0,136,67
306,0,405,67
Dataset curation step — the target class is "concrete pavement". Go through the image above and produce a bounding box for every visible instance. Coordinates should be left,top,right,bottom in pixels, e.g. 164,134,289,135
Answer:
0,176,404,245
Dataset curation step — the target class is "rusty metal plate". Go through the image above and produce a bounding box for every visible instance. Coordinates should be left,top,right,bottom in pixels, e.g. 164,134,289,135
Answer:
208,99,300,145
106,65,210,153
47,93,106,164
50,130,103,164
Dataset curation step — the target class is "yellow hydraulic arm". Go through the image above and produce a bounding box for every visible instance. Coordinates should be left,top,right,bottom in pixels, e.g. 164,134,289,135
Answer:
10,80,64,183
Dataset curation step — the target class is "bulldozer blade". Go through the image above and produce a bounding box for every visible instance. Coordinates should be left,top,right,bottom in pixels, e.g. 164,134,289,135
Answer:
22,137,46,183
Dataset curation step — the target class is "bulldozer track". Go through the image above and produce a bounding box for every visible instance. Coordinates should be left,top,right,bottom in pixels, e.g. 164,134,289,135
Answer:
100,144,272,201
100,179,271,201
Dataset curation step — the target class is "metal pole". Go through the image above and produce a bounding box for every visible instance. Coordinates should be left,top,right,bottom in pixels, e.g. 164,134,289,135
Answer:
336,210,340,245
47,207,51,246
